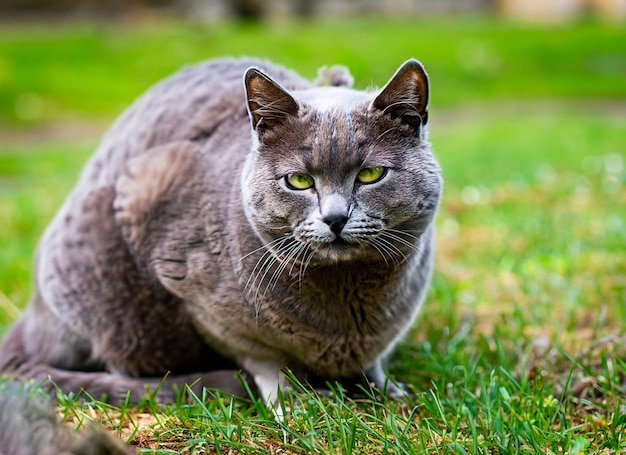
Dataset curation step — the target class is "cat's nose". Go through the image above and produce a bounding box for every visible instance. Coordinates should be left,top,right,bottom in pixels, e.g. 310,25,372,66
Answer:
320,193,350,235
323,212,348,235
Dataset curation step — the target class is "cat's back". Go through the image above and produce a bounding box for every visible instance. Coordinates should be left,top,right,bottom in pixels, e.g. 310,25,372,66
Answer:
78,58,314,188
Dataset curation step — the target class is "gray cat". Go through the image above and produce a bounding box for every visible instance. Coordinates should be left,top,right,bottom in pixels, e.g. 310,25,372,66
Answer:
0,57,441,406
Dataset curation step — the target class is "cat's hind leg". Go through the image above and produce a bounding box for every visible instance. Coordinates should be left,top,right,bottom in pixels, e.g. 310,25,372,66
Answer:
0,311,140,404
0,296,249,404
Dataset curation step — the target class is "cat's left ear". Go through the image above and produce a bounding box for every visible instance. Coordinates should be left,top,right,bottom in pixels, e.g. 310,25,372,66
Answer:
244,67,299,137
372,59,429,133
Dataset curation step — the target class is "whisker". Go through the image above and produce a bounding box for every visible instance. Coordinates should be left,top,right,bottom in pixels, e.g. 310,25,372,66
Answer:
385,228,422,242
244,236,293,300
256,239,296,288
244,247,275,295
296,244,312,291
375,235,408,265
298,246,316,290
268,225,293,231
240,235,289,262
369,239,390,266
284,243,310,287
368,236,395,265
264,241,305,296
289,242,308,277
382,231,420,251
250,239,301,316
383,231,425,258
244,237,288,284
248,252,277,318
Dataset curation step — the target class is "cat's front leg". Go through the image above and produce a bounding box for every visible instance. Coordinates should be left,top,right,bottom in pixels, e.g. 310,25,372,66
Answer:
363,360,408,399
241,358,288,408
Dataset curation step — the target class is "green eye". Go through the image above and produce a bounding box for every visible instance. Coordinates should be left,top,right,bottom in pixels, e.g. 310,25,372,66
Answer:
286,173,314,190
356,166,387,184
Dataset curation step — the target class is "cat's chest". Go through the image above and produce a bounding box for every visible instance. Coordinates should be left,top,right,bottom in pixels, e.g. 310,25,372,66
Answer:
247,277,409,375
271,312,390,376
189,249,416,375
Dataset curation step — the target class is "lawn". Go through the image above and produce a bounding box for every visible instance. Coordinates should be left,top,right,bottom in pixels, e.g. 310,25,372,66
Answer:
0,14,625,454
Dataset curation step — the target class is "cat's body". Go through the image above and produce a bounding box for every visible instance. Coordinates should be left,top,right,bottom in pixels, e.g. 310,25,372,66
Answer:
0,58,441,405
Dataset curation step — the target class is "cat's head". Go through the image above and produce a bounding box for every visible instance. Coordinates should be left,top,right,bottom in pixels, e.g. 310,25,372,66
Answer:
241,59,441,266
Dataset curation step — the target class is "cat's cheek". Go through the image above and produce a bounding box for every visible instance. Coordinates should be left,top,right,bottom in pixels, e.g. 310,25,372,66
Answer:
281,190,315,214
249,193,268,217
354,188,397,218
247,184,279,217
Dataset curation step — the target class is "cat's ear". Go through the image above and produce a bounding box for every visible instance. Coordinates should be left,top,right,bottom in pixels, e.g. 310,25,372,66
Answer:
372,59,429,133
244,67,299,136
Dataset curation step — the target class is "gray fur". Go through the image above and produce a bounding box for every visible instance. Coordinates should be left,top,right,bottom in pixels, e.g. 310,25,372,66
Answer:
0,58,441,406
0,381,131,454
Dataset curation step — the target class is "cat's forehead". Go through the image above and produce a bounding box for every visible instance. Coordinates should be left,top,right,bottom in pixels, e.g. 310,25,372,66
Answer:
265,87,404,176
293,87,372,112
288,97,385,177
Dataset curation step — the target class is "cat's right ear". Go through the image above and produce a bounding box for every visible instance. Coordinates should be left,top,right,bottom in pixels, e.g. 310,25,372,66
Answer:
244,68,298,137
372,59,429,135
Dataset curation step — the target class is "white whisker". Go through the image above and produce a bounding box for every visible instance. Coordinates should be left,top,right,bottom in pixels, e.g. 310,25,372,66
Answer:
369,239,390,266
263,241,305,296
244,247,275,294
244,236,292,304
385,228,422,242
240,235,289,262
382,231,420,251
289,242,308,276
298,246,316,290
375,235,409,264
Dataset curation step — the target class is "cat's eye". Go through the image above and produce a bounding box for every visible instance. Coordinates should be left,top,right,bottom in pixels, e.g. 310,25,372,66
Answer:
285,173,315,190
356,167,387,184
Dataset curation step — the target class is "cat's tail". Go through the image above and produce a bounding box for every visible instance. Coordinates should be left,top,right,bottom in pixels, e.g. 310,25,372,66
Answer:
314,65,354,88
0,380,132,455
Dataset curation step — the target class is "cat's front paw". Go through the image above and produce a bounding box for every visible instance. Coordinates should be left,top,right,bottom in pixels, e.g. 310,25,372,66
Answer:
363,361,412,401
381,380,412,400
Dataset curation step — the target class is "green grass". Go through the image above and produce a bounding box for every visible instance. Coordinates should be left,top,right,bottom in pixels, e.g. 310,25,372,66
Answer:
1,15,625,454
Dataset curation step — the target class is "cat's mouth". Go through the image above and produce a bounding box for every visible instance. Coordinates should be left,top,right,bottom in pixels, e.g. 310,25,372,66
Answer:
323,233,364,250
